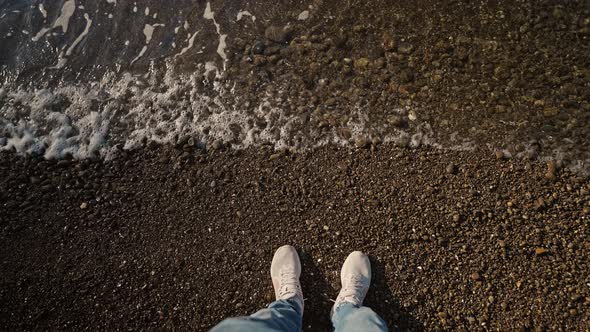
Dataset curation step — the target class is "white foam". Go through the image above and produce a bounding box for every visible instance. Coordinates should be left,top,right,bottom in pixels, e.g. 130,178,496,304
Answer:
176,30,200,57
32,0,76,42
51,13,93,69
203,2,227,69
39,4,47,19
131,23,165,65
4,60,579,173
237,10,256,22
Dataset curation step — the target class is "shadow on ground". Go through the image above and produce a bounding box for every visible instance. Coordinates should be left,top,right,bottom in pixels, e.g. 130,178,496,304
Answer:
300,250,423,331
366,258,423,331
299,249,336,331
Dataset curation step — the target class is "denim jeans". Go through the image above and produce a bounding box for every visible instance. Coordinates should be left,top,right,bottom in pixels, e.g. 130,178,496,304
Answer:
210,300,387,332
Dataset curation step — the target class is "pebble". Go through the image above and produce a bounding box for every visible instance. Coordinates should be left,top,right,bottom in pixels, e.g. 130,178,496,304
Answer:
253,55,267,66
251,42,265,55
543,107,559,117
57,160,71,167
265,26,291,43
211,140,223,151
398,69,414,83
355,136,369,149
470,272,481,281
446,163,457,175
387,115,405,128
535,247,549,256
545,160,557,180
80,202,88,209
269,153,282,161
398,43,414,54
353,58,370,70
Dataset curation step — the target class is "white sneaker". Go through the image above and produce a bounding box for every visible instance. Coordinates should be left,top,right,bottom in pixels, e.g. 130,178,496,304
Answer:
270,245,304,311
332,251,372,315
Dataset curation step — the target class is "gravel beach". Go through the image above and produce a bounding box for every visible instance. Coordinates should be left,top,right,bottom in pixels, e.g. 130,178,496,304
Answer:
1,0,589,330
1,146,589,330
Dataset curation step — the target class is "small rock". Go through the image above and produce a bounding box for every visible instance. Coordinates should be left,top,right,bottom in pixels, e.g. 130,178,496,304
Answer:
398,43,414,54
80,202,88,210
211,140,223,151
269,152,283,161
470,272,481,281
533,197,545,211
545,160,557,180
535,247,549,256
251,41,265,55
355,136,369,149
398,69,414,83
543,107,559,117
381,33,396,51
265,26,291,43
323,225,329,231
338,128,352,140
253,55,267,66
387,115,406,128
297,10,309,20
354,58,370,70
446,163,457,175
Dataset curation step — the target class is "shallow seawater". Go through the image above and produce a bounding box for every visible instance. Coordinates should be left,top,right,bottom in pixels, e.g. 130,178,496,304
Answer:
0,0,588,175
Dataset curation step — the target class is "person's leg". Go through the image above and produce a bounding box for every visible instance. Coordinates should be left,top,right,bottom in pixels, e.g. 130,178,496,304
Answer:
210,245,304,332
210,299,302,332
332,303,387,332
330,251,388,332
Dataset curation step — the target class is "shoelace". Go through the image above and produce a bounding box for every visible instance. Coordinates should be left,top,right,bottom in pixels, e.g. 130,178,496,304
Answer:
336,274,365,305
278,269,300,297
